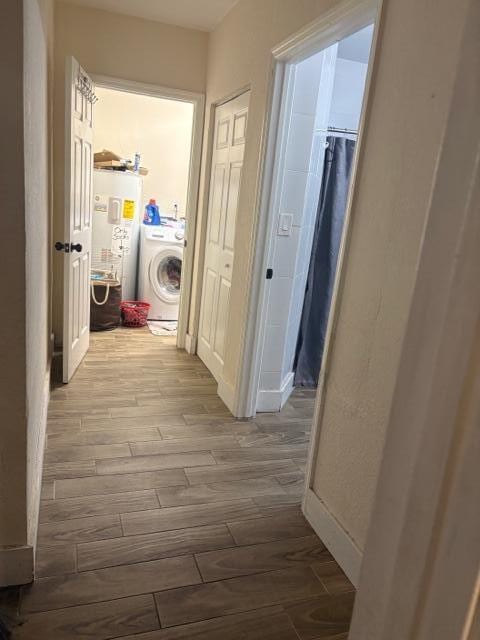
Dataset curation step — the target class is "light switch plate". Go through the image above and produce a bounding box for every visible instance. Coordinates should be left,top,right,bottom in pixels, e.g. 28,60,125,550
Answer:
278,213,293,236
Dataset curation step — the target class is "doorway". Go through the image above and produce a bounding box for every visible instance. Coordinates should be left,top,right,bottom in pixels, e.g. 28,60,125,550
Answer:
59,62,204,382
258,25,373,412
90,86,193,339
238,16,377,418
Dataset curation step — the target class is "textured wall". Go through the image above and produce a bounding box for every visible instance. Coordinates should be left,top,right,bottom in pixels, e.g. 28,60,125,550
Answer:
311,0,470,548
0,0,28,548
0,0,52,562
24,0,54,549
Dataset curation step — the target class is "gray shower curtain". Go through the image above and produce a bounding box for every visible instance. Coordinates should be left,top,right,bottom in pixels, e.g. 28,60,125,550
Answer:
294,135,356,387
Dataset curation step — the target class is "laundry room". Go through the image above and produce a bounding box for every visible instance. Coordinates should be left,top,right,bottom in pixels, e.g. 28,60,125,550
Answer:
90,86,194,338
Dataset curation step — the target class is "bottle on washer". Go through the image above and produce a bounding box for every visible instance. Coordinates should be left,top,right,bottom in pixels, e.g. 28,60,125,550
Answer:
143,199,161,225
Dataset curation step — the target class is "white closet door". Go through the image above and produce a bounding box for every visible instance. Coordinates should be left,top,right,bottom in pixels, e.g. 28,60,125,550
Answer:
197,91,250,381
61,57,94,382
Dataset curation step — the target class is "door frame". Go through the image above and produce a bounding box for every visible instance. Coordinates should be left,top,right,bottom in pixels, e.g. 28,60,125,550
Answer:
91,74,205,350
235,0,381,418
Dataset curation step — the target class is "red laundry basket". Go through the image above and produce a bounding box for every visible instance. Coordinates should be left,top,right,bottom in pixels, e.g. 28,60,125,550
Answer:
120,301,150,328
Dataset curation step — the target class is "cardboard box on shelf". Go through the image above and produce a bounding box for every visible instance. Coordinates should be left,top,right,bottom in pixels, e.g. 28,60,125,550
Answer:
94,149,121,163
93,149,149,175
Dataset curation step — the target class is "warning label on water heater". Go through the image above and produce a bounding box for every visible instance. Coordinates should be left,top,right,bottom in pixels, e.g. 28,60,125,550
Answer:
123,199,135,220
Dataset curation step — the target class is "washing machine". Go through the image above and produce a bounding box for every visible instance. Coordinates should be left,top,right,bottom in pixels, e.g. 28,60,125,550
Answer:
139,225,184,320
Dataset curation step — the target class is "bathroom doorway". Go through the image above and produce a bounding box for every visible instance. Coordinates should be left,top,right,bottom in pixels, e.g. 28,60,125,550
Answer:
236,6,378,417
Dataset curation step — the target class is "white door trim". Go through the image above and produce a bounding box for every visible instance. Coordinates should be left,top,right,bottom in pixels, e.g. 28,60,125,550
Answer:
91,74,205,350
350,0,480,634
236,0,381,418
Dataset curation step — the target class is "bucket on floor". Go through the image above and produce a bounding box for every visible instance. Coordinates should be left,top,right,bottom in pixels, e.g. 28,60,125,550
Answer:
120,301,150,328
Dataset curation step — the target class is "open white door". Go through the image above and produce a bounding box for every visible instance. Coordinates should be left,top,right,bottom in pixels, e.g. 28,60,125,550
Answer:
197,91,250,381
59,57,95,382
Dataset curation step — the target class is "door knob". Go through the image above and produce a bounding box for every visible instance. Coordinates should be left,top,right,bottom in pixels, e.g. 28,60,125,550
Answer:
54,242,82,253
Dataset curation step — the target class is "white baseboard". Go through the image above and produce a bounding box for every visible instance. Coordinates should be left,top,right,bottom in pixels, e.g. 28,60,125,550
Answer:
256,371,295,412
185,333,197,355
0,545,34,587
303,488,362,587
217,377,236,415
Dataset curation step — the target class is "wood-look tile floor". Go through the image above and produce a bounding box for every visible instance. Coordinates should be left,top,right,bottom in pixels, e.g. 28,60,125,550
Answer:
9,329,355,639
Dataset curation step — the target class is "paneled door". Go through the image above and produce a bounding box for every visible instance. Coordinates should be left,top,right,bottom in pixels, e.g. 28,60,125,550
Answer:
197,91,250,381
60,57,95,382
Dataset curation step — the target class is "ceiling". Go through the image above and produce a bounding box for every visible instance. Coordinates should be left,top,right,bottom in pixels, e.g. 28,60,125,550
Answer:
338,24,374,64
57,0,240,31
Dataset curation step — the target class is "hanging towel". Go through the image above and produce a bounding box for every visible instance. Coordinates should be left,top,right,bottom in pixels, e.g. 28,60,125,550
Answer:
294,136,356,387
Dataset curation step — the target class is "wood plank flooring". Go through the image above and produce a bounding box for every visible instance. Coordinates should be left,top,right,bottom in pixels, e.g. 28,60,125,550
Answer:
7,328,354,639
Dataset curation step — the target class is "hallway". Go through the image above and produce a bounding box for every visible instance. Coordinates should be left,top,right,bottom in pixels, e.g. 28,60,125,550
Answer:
13,330,353,638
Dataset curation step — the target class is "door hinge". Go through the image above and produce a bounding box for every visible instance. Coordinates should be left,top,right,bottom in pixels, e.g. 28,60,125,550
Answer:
266,268,273,280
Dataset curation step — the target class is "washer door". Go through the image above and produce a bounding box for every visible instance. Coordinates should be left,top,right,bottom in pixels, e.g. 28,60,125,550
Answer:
149,246,182,304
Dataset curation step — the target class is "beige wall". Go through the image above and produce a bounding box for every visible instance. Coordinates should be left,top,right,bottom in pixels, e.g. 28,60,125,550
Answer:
0,1,28,550
24,0,54,550
94,87,194,217
55,2,208,94
198,0,471,557
53,3,208,342
311,0,469,550
0,0,53,582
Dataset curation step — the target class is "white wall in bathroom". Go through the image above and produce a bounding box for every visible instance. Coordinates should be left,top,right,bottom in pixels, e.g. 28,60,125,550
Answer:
329,58,368,131
94,87,194,217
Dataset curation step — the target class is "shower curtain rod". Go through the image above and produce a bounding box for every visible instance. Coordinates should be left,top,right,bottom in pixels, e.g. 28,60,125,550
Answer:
327,126,358,135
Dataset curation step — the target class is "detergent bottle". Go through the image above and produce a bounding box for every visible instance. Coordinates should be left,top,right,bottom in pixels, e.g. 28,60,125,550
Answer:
143,199,161,225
